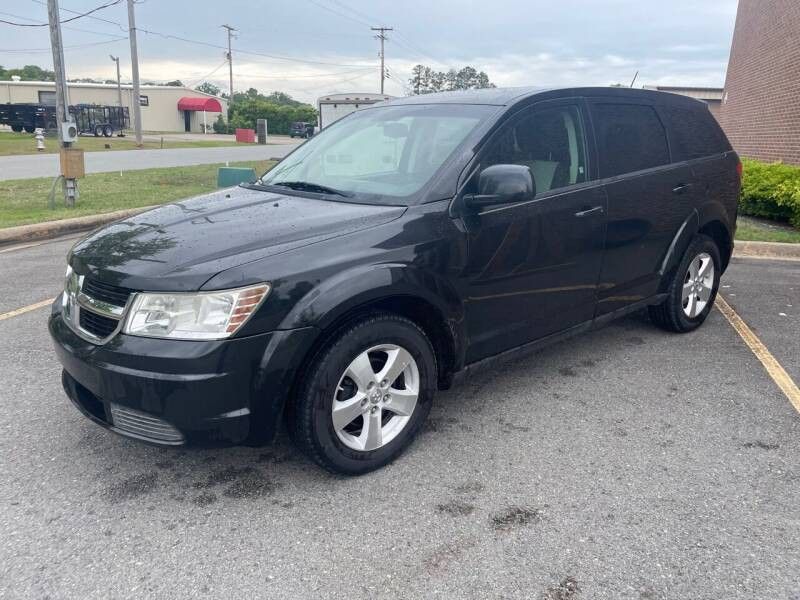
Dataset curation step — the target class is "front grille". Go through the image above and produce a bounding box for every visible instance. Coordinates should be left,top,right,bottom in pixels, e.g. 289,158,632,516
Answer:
82,278,133,308
79,310,118,338
110,404,185,445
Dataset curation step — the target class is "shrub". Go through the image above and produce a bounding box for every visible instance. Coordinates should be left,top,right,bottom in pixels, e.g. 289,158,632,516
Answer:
212,114,229,134
740,159,800,227
228,99,317,135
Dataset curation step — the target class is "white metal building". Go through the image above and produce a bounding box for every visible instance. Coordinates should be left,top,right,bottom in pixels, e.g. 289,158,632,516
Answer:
317,92,394,129
0,81,227,133
643,86,724,121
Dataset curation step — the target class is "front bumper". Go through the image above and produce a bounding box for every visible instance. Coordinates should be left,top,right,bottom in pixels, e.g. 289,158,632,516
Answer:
49,302,317,446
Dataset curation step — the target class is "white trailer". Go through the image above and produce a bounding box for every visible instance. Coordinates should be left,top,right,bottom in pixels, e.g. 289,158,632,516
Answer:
317,92,394,129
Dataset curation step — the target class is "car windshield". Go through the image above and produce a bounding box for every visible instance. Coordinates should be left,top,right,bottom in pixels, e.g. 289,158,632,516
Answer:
260,104,494,203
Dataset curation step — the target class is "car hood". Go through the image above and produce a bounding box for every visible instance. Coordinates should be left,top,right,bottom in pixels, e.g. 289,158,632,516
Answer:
69,186,406,291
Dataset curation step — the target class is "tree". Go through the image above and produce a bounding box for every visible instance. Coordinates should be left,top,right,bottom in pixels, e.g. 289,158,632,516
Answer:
195,81,221,96
0,64,55,81
228,97,318,135
407,64,495,95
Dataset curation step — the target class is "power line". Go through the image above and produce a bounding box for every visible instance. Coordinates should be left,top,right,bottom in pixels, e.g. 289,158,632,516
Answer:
303,0,449,69
186,60,229,89
2,0,121,26
305,0,371,27
28,0,376,68
392,29,449,68
0,8,125,37
327,0,377,24
30,0,127,32
0,37,127,53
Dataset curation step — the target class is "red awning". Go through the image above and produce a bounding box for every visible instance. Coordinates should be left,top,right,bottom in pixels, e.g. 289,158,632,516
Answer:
177,96,223,112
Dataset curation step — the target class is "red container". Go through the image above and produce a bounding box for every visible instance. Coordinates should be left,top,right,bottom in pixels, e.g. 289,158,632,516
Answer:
235,128,256,143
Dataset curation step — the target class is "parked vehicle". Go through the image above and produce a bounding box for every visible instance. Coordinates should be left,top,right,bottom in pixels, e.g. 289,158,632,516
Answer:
289,121,315,139
0,103,129,137
70,104,129,137
0,103,55,133
50,87,740,474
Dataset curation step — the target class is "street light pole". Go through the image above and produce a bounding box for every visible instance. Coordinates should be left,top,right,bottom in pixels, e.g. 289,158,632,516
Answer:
127,0,143,147
110,54,123,109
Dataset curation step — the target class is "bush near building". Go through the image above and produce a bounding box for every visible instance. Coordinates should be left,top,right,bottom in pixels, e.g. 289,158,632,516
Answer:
740,159,800,228
227,99,317,135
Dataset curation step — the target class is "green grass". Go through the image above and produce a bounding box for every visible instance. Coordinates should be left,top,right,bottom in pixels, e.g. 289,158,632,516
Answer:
735,219,800,243
0,160,275,229
0,131,240,156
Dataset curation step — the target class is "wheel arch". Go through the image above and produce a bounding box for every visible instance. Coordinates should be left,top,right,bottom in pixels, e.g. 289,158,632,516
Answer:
698,219,733,272
279,263,466,393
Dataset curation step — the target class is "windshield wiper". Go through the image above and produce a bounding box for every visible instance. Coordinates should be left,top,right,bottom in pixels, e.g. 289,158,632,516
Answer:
271,181,352,197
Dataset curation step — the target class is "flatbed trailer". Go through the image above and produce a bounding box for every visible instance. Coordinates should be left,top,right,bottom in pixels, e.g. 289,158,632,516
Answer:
0,103,129,136
70,104,129,137
0,103,55,133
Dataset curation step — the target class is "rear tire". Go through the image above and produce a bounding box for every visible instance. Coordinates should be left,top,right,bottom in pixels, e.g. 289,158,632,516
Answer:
287,313,437,475
103,125,113,137
649,234,721,333
94,125,103,137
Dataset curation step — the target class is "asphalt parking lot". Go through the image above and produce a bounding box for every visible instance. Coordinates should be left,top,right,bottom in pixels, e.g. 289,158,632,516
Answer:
1,236,798,599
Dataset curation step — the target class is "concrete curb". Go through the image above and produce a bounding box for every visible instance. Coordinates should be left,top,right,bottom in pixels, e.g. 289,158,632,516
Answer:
733,240,800,261
0,206,157,247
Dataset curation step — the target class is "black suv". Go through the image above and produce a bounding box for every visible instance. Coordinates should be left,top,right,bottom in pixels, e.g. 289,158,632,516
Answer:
289,121,314,138
50,87,740,474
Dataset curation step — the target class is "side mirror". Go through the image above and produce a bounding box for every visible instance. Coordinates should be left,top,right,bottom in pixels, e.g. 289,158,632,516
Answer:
464,164,535,210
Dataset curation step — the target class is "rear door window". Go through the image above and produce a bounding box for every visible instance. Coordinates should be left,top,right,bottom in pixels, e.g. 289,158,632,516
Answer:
592,103,670,178
661,106,731,161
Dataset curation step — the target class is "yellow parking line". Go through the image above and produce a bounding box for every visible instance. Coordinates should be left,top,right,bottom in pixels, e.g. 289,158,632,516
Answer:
716,295,800,414
0,298,55,322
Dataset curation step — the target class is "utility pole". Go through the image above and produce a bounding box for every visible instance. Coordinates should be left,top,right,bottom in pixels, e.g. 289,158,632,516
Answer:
222,24,236,104
48,0,79,206
48,0,70,147
127,0,143,147
371,26,392,95
110,54,123,108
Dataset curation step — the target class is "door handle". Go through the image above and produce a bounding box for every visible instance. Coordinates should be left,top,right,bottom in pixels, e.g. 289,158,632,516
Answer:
672,183,692,195
574,206,604,218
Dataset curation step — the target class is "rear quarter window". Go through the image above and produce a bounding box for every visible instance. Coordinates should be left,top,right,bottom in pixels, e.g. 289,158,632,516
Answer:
592,103,671,178
661,105,731,161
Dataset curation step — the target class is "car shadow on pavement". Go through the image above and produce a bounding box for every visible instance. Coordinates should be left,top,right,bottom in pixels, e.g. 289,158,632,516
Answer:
63,310,660,510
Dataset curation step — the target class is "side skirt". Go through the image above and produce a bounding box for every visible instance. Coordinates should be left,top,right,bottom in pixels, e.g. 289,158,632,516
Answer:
451,293,667,385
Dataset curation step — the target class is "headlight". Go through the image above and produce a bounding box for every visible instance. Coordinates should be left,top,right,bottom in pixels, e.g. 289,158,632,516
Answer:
122,283,270,340
62,265,80,323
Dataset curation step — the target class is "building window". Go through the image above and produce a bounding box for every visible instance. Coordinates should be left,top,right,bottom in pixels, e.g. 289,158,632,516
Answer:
38,91,56,105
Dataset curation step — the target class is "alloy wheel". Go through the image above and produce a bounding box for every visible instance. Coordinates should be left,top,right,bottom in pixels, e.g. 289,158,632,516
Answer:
682,252,715,318
332,344,420,452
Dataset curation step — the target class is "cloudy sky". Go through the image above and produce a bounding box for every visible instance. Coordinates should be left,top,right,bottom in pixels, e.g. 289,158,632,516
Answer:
1,0,740,102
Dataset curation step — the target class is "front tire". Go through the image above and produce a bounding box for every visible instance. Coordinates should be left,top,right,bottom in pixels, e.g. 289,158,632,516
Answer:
287,313,437,475
649,234,721,333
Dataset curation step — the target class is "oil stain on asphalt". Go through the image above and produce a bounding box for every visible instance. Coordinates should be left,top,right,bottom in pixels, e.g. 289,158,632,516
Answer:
491,506,543,530
103,472,158,503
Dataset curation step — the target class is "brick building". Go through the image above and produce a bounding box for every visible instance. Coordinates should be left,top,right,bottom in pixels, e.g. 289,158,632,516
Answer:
721,0,800,165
